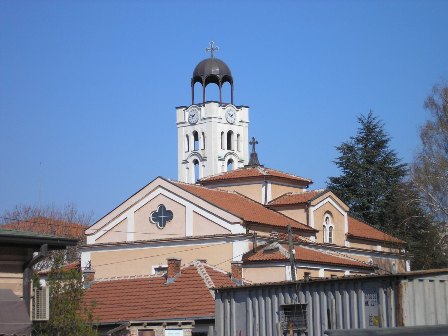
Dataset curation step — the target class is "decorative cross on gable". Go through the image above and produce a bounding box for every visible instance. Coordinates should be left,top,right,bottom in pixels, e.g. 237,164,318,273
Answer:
206,41,219,58
149,204,173,229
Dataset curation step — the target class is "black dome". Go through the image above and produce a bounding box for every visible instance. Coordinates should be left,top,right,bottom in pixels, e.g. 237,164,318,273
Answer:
192,58,233,85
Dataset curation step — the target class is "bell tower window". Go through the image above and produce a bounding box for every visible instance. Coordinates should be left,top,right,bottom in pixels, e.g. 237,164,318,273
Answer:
193,131,199,151
201,132,206,149
237,134,241,151
193,159,200,182
185,135,190,152
221,131,225,150
227,131,234,150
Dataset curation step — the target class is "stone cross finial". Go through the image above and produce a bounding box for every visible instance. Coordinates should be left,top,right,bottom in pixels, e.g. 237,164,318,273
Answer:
206,41,219,58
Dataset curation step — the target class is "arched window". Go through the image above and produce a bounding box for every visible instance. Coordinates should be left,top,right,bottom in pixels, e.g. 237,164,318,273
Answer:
193,131,199,151
323,214,334,244
193,159,199,182
322,225,327,243
221,131,225,149
227,159,234,171
227,130,234,150
237,134,241,151
201,132,206,150
185,135,190,152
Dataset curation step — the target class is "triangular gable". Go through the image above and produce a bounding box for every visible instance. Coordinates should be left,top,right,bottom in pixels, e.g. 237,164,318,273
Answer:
308,190,349,213
86,177,244,245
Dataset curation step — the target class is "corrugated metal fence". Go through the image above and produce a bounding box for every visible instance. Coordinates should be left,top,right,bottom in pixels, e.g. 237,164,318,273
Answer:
215,270,448,336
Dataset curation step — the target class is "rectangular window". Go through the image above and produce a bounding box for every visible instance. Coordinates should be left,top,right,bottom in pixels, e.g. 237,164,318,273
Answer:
280,304,307,335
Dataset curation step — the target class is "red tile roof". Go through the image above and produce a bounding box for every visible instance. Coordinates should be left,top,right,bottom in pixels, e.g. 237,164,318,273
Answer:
174,182,315,232
83,261,235,323
38,260,81,276
244,244,372,269
348,216,405,244
1,216,86,241
268,190,324,206
199,166,312,185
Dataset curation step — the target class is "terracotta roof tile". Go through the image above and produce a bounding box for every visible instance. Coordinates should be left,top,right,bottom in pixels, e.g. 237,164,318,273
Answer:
268,190,324,206
348,216,405,244
199,166,312,185
1,216,86,240
244,244,372,269
38,261,81,276
174,182,315,232
83,262,235,323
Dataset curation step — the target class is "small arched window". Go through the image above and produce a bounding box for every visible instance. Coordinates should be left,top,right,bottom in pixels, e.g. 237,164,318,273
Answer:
185,135,190,152
221,131,225,150
322,225,327,243
193,131,199,151
237,134,241,152
193,159,199,182
227,159,234,171
323,214,334,244
227,130,234,150
201,132,206,150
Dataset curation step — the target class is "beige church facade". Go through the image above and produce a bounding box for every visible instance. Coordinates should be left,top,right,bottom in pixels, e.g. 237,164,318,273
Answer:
82,47,408,285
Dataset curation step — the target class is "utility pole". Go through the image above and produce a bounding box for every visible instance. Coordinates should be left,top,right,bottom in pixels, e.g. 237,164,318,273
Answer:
287,224,296,281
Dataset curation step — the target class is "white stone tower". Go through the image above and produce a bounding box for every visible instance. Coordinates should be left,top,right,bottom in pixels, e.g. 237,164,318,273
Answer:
176,43,249,183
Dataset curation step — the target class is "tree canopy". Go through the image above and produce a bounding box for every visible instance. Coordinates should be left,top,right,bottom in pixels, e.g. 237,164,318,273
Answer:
33,256,98,336
327,111,407,231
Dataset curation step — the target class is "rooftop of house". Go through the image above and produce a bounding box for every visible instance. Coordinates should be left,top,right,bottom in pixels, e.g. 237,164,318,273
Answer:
83,260,237,324
0,228,78,249
267,190,326,206
348,216,405,244
173,181,316,232
243,242,374,270
198,166,312,185
1,216,87,240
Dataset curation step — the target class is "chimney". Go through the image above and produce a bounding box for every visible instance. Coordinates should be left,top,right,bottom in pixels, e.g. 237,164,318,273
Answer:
230,261,243,285
83,266,95,289
167,257,181,279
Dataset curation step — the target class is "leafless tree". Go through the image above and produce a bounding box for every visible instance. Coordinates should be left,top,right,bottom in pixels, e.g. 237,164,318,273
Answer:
411,82,448,229
1,204,93,270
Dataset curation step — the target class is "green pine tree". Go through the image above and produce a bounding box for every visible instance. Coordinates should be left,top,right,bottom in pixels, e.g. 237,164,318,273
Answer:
327,111,407,231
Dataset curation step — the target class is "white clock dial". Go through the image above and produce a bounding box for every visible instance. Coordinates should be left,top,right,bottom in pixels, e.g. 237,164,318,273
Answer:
225,108,236,124
188,108,199,124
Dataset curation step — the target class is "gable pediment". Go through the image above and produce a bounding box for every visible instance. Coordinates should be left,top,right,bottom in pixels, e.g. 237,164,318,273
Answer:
87,177,244,245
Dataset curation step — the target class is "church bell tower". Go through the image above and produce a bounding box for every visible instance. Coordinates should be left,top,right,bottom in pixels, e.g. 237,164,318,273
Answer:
176,42,249,183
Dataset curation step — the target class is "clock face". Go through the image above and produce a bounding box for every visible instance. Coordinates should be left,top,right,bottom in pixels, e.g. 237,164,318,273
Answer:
188,108,199,124
225,107,236,124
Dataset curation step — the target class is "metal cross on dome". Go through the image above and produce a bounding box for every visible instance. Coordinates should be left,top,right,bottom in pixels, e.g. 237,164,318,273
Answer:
206,41,219,58
149,204,173,229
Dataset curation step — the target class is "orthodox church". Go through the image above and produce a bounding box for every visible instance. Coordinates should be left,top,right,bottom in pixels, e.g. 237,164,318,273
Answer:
82,43,408,287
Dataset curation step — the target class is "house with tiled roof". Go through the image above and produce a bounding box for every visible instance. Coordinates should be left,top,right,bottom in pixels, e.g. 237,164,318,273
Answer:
83,258,240,335
81,47,409,332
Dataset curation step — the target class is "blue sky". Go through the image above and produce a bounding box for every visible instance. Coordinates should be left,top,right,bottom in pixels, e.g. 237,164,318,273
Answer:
1,1,447,222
